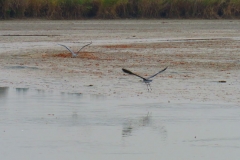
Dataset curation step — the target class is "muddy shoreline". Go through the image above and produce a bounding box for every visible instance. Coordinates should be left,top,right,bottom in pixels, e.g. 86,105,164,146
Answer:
0,20,239,104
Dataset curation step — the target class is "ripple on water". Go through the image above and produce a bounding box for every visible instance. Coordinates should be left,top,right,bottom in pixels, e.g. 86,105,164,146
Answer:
0,87,240,160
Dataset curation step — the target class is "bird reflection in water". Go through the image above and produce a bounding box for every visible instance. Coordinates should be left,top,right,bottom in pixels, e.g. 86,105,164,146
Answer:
122,112,167,139
122,112,152,137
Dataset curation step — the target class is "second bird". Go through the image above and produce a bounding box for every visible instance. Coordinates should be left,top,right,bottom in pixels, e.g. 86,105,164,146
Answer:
58,41,92,58
122,66,168,91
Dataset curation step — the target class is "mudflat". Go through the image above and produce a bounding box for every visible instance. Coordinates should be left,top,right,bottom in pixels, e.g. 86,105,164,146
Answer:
0,20,239,104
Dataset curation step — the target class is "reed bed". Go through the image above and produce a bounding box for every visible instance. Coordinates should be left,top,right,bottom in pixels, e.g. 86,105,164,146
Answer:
1,0,240,19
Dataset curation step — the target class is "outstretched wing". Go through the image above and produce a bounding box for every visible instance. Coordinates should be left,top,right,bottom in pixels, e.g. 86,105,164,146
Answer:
122,68,147,80
146,66,168,79
58,44,76,56
77,41,92,53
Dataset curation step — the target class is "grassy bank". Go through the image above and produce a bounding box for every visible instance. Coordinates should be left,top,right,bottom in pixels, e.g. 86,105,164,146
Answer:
1,0,240,19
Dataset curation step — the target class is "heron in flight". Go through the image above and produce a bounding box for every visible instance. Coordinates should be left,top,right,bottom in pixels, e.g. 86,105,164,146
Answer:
122,66,168,91
58,41,92,58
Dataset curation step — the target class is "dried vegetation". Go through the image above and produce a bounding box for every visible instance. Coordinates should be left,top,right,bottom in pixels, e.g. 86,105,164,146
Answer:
1,0,240,19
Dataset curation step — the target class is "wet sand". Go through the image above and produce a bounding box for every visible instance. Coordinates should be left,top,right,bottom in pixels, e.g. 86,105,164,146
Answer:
0,20,240,104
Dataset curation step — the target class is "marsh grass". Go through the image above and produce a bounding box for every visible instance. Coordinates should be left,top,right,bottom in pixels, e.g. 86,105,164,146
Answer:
0,0,240,19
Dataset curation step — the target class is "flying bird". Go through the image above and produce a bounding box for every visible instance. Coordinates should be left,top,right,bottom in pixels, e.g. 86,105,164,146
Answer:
122,66,168,91
58,41,92,58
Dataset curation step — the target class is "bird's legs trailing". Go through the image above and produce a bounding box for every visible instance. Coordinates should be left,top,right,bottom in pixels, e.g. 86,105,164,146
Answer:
148,83,152,91
145,83,152,92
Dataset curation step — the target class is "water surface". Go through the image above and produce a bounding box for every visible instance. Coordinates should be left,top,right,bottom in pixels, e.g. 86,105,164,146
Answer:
0,87,240,160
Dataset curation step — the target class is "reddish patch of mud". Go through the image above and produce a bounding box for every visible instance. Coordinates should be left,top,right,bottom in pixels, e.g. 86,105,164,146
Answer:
43,52,98,59
53,53,72,58
102,44,138,49
79,52,98,59
102,40,239,50
101,43,184,49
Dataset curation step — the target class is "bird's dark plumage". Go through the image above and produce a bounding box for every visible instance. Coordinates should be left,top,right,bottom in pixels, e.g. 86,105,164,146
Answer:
122,67,168,80
122,66,168,91
122,68,147,80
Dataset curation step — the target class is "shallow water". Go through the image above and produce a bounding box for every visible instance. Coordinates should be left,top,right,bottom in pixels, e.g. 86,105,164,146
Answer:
0,37,235,54
0,87,240,160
